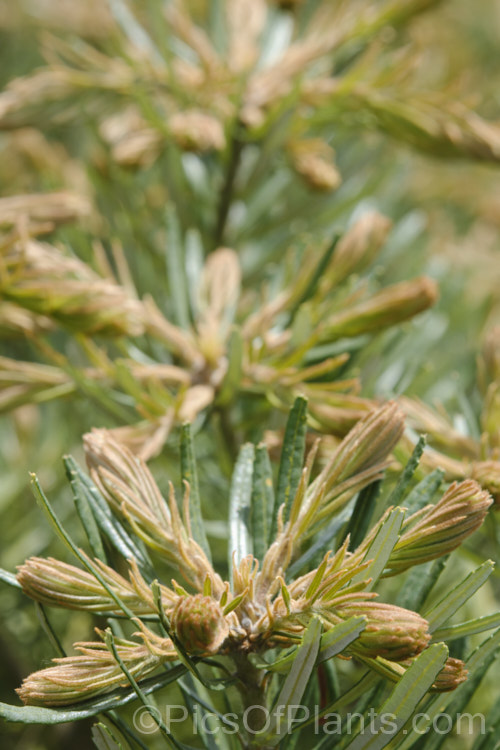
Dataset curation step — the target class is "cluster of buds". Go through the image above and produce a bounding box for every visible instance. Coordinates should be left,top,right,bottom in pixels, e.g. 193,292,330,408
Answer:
14,404,491,706
1,0,499,179
0,211,439,461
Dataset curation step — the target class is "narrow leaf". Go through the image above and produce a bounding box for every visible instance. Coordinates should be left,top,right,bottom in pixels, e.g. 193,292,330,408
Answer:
432,612,500,642
396,628,500,750
63,456,154,580
396,556,448,611
318,616,367,664
271,396,308,539
266,617,322,744
251,444,275,562
165,203,190,329
402,468,444,516
287,503,354,579
344,643,449,750
0,568,21,588
92,722,127,750
344,480,382,551
216,328,243,406
229,444,255,579
65,457,107,562
388,436,426,507
30,474,136,619
423,560,494,632
352,508,405,590
180,423,211,562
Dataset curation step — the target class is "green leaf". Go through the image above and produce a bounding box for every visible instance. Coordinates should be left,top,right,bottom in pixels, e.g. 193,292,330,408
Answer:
432,612,500,642
0,567,21,588
92,722,127,750
352,508,405,590
268,616,367,675
287,503,354,579
30,474,137,619
471,693,500,750
396,556,448,611
104,630,189,749
271,396,308,539
0,665,187,724
396,628,500,750
343,643,449,750
180,423,211,562
387,435,426,508
216,328,243,407
402,468,444,517
318,616,367,663
35,602,65,657
65,456,107,563
63,456,154,580
229,443,255,579
165,203,190,329
344,480,382,551
287,234,340,322
179,674,231,750
251,444,275,562
423,560,494,632
265,617,322,745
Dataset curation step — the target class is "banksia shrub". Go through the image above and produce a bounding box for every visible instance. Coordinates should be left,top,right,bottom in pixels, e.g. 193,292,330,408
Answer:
1,402,498,749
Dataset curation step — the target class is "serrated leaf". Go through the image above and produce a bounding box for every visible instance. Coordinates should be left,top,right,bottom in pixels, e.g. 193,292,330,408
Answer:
388,436,426,508
424,560,494,632
180,423,211,562
344,643,449,750
251,444,275,562
271,396,308,539
432,612,500,642
229,443,255,578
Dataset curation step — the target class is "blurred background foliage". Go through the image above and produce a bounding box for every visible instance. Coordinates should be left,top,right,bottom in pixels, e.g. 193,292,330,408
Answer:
0,1,499,748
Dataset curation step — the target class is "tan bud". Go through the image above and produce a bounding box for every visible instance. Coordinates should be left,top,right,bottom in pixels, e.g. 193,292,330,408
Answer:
289,139,341,192
324,277,438,340
169,110,226,152
323,212,392,288
387,480,492,574
338,601,431,660
171,594,229,654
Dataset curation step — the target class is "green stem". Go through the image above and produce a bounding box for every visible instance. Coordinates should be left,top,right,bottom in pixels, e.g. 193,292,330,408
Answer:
214,128,244,248
232,652,271,749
